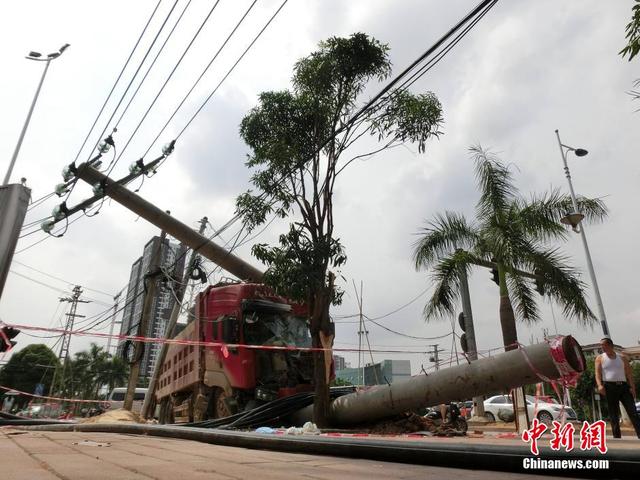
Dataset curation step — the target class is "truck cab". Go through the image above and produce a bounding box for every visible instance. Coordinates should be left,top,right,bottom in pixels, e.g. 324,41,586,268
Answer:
156,283,314,422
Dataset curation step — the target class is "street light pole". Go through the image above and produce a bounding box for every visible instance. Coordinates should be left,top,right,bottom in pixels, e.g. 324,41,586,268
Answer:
2,44,69,186
555,129,610,338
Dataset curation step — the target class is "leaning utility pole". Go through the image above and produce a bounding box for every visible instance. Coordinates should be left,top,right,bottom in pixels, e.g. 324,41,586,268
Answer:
123,231,166,412
141,216,208,419
75,163,263,282
51,286,90,395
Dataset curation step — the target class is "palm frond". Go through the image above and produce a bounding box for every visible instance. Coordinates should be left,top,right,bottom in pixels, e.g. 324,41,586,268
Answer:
413,212,478,269
512,190,569,243
527,247,596,326
423,251,469,320
519,188,608,226
506,272,540,324
470,145,516,222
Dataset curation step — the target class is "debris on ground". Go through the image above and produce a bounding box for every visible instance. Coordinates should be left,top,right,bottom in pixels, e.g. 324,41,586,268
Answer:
367,413,466,436
79,409,147,424
72,440,111,447
284,422,320,435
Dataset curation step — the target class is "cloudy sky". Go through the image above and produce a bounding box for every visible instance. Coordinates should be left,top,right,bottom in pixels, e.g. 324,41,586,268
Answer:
1,0,639,375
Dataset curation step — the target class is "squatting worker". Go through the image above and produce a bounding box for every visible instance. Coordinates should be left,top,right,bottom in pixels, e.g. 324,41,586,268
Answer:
595,337,640,439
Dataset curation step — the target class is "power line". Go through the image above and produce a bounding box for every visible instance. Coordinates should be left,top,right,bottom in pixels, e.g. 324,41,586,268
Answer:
11,260,115,297
141,0,261,157
113,0,193,131
7,270,111,307
174,0,289,141
70,0,163,167
108,0,223,175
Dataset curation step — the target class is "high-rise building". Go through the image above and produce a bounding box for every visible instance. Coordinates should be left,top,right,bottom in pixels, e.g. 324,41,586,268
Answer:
333,354,347,371
117,236,188,379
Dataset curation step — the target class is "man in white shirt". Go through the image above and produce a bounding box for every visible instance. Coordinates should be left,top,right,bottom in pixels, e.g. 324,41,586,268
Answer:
595,337,640,439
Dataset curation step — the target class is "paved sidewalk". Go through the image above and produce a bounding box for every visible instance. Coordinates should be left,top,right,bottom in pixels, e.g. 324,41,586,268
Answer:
1,430,569,480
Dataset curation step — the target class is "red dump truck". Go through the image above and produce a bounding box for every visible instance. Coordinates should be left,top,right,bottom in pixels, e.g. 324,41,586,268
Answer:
155,282,315,423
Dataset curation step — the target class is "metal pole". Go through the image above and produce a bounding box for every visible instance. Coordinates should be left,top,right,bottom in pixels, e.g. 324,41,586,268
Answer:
3,60,51,186
141,217,208,419
555,130,610,337
124,232,166,411
106,292,121,355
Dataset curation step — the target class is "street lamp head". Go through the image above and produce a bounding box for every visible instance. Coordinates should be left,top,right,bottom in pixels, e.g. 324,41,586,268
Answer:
574,148,588,157
28,51,42,58
561,212,584,233
59,44,70,53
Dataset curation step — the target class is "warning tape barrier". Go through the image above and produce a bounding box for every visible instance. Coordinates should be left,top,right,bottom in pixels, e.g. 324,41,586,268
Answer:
0,384,109,405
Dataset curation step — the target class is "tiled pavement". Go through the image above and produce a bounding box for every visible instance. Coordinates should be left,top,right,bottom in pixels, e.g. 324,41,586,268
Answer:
0,430,574,480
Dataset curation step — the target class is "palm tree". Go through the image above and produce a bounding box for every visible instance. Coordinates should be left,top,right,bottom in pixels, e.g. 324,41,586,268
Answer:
98,355,128,395
413,146,608,351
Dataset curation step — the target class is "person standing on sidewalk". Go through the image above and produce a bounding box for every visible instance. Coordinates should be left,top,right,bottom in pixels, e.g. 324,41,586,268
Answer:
595,337,640,439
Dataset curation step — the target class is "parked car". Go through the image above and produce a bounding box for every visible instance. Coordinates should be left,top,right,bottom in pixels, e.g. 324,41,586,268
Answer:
105,388,147,414
473,394,577,424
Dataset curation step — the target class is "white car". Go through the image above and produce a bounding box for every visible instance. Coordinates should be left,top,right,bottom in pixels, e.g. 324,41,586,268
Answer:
105,387,147,414
476,394,577,424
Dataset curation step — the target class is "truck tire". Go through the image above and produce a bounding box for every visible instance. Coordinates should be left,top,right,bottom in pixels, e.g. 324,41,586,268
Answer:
158,398,173,424
214,388,233,419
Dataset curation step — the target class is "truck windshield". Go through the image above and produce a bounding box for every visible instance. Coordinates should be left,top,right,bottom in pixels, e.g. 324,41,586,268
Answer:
244,311,311,348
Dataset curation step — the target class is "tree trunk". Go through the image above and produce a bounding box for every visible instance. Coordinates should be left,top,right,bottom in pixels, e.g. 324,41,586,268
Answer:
498,266,518,351
310,274,334,428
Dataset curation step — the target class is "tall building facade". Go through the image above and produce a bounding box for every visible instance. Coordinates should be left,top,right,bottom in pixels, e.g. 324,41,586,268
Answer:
117,236,188,379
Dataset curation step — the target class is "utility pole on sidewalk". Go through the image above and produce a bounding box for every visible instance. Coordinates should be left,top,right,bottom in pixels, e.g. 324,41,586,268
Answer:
141,217,208,419
458,268,486,421
124,230,166,411
428,344,444,371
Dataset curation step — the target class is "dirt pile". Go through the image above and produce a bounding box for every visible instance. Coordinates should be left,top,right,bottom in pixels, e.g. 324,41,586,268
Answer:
80,409,146,424
368,412,464,436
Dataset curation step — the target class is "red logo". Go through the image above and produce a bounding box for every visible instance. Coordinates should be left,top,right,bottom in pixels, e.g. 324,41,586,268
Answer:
580,420,607,454
522,418,548,455
550,420,575,452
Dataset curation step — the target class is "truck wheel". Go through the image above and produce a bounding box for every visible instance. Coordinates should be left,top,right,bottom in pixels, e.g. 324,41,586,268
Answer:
158,398,173,424
214,389,232,419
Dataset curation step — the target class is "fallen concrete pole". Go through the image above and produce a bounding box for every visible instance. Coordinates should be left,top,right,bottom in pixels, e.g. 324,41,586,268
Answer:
299,335,584,426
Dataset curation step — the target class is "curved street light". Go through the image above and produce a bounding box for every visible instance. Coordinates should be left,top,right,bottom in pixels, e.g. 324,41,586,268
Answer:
555,129,610,338
2,44,70,186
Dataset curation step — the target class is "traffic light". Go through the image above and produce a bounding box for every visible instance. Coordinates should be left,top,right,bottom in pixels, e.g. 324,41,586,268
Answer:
0,326,19,352
460,333,469,354
534,269,545,295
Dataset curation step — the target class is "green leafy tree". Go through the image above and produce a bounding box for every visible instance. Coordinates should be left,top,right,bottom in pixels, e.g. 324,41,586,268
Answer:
0,344,59,407
236,33,443,425
621,0,640,61
56,343,128,400
413,146,608,350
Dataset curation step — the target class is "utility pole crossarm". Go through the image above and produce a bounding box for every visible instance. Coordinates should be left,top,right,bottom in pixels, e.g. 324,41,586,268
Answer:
74,163,264,282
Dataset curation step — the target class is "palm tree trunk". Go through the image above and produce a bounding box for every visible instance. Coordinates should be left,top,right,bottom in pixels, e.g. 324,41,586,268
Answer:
498,266,518,351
